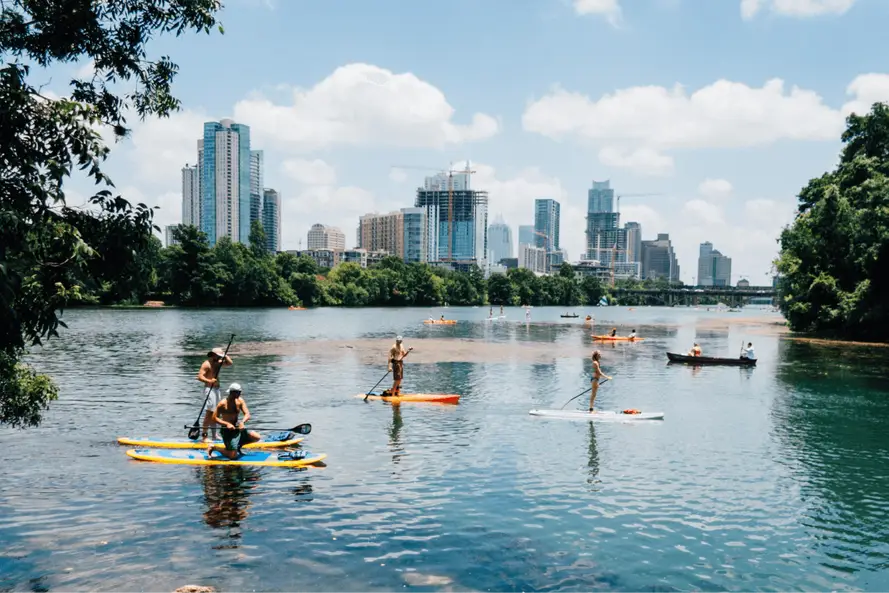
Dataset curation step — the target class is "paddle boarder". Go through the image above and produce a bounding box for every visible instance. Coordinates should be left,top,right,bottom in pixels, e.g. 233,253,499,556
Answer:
197,346,233,443
589,350,612,412
741,342,756,360
206,383,260,460
387,336,413,397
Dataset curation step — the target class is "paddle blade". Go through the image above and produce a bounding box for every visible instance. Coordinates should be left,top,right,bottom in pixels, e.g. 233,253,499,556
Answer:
293,423,312,435
187,426,200,440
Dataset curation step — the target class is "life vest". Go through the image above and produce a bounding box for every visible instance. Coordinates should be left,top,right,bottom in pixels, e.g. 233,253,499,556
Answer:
622,409,641,415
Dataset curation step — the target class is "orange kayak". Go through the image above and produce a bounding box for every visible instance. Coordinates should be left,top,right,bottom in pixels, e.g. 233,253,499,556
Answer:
424,320,456,324
592,335,645,341
358,392,461,404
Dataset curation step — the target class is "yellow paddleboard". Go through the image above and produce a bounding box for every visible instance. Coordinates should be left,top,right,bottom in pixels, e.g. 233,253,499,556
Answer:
126,448,326,467
117,436,303,449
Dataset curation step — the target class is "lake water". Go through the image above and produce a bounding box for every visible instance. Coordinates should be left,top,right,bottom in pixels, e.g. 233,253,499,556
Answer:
3,306,889,592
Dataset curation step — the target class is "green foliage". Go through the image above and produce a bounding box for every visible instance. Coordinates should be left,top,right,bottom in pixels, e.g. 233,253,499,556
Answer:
776,102,889,339
0,0,223,426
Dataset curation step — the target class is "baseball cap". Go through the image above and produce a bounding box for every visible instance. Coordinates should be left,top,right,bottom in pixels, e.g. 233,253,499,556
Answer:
228,383,242,393
209,347,225,357
395,335,403,342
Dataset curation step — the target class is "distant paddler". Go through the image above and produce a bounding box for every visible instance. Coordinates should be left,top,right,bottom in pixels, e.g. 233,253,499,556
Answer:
500,304,504,316
628,329,637,340
688,342,702,357
385,336,413,397
741,342,756,360
197,346,233,443
589,350,612,412
609,327,617,337
440,314,446,322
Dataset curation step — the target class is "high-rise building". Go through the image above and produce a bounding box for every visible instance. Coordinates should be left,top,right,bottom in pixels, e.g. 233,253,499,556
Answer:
262,189,281,252
401,207,427,263
625,222,642,265
201,119,252,245
487,217,513,265
415,172,488,266
697,241,732,286
307,224,345,251
641,233,680,282
520,244,547,275
181,164,200,228
250,150,264,231
534,199,560,252
518,225,535,248
164,225,178,247
358,211,404,256
585,180,626,264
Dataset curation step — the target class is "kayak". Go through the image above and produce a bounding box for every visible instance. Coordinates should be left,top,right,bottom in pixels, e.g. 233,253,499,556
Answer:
126,448,326,467
117,432,303,450
667,352,757,366
592,335,645,341
424,320,456,324
358,392,461,404
561,314,579,318
529,409,664,421
288,306,307,311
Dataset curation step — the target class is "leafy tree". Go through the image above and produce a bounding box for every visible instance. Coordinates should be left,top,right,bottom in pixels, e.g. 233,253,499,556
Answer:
0,0,222,426
159,225,225,306
581,275,604,305
776,102,889,339
558,262,575,280
487,273,514,305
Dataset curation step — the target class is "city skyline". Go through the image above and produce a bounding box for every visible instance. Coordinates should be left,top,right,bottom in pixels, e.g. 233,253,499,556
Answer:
45,0,889,285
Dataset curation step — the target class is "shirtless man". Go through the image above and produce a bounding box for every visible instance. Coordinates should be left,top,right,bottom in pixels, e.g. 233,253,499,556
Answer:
206,383,260,460
197,347,233,442
589,350,612,412
386,336,413,397
689,343,702,357
609,327,617,337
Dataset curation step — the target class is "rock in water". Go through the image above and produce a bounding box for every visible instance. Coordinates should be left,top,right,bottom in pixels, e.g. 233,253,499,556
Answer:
174,586,215,593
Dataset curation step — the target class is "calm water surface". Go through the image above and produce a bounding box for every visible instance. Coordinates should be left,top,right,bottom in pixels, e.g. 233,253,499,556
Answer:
2,306,889,592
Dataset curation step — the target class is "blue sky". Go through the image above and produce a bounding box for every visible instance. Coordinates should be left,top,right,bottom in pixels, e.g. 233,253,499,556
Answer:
49,0,889,285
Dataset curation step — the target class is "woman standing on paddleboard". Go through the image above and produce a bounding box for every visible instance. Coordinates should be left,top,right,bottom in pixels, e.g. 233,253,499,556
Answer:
589,350,612,412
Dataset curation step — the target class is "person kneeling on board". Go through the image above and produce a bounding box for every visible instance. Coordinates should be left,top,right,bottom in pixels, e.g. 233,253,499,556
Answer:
588,350,612,412
382,336,413,397
207,383,260,459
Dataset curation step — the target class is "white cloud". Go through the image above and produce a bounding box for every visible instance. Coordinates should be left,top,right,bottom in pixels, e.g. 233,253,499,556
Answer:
281,158,337,186
683,199,725,226
522,74,889,171
598,146,674,176
233,63,499,152
573,0,621,24
281,184,375,250
744,198,780,226
620,204,663,234
698,178,733,201
121,109,207,186
389,168,408,184
741,0,856,20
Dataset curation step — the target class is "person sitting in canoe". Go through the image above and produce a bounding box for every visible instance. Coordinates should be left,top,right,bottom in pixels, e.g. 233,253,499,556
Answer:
206,383,260,460
688,343,702,356
440,315,445,321
628,329,637,340
585,315,592,321
383,336,413,397
609,327,617,337
589,350,612,412
197,346,233,443
741,342,756,360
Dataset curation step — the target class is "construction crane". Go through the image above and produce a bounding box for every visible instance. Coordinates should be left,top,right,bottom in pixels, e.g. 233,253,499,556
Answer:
390,163,476,261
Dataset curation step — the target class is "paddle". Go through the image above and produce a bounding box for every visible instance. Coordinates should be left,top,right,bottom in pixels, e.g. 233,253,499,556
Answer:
187,333,235,440
183,422,312,435
364,347,413,400
558,378,611,409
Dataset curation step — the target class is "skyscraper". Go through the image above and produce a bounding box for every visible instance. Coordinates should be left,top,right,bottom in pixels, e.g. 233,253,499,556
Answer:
250,150,264,231
698,242,732,286
181,164,200,227
585,180,625,264
307,224,346,251
201,119,252,245
518,225,535,247
415,171,488,266
534,199,560,252
487,217,513,264
625,222,642,265
401,207,427,263
641,233,680,282
262,189,281,252
358,211,404,255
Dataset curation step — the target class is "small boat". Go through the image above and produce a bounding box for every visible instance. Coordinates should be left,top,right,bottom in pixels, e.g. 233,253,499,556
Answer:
560,313,579,318
592,335,644,341
424,319,456,325
288,306,307,311
666,352,757,366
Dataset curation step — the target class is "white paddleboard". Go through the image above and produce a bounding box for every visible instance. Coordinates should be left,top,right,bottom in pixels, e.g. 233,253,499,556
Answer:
529,409,664,421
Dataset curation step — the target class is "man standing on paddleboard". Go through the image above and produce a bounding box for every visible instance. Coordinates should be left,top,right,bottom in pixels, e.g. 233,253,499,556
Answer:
386,336,412,397
589,350,612,412
207,383,260,459
197,346,233,443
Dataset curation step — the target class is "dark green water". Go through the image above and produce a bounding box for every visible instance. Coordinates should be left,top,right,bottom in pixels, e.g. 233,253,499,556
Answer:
2,306,889,592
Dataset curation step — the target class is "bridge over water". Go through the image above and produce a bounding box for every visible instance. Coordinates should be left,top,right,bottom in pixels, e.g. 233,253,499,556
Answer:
612,286,777,307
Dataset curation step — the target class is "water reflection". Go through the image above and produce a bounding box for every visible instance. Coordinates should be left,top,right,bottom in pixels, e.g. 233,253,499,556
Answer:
586,422,600,490
199,466,261,546
388,403,404,464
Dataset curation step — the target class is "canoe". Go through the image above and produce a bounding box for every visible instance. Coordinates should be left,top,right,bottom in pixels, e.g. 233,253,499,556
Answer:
560,314,579,318
666,352,757,366
117,433,303,450
126,448,326,467
592,335,645,341
529,409,664,421
288,306,307,310
424,320,456,324
358,392,460,404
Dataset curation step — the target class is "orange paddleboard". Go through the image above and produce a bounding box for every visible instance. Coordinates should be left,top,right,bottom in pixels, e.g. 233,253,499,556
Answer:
357,393,460,404
591,335,645,341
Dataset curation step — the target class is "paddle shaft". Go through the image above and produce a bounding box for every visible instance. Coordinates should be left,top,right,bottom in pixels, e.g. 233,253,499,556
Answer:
183,422,311,434
559,377,610,409
188,334,235,438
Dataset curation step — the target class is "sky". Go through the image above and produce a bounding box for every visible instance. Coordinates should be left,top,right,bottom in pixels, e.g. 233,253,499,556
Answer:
44,0,889,286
